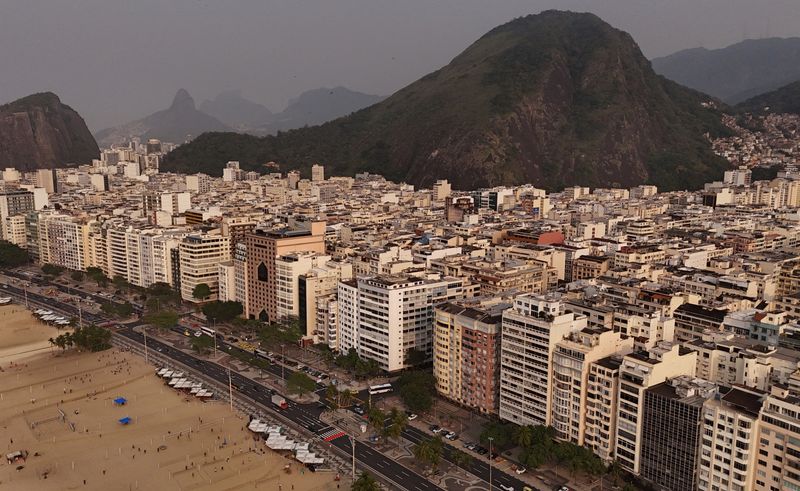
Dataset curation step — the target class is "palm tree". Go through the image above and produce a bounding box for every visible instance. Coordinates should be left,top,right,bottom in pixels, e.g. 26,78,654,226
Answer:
514,424,534,448
326,383,338,403
451,448,472,469
351,471,380,491
338,389,353,408
608,459,623,485
368,407,386,436
386,408,408,445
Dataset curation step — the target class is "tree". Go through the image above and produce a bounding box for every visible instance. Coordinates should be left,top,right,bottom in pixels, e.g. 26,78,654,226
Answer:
351,472,380,491
514,424,534,449
86,267,108,286
101,301,133,318
191,334,214,354
192,283,212,301
386,408,408,444
395,371,436,413
286,371,315,396
0,240,29,267
413,436,443,472
450,448,473,469
70,270,85,282
479,422,515,450
368,407,386,436
405,348,427,367
143,310,179,330
202,301,243,323
53,325,111,352
338,388,353,408
608,459,624,485
112,275,129,289
41,263,64,277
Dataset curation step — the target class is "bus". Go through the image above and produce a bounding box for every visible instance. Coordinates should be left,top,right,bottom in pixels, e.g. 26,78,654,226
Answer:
200,326,216,338
368,383,393,396
254,349,270,360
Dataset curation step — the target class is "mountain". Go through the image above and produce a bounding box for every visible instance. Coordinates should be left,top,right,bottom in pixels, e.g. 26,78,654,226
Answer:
94,89,231,147
257,87,384,134
652,38,800,104
199,90,274,131
736,80,800,114
164,10,730,191
0,92,98,171
199,87,383,134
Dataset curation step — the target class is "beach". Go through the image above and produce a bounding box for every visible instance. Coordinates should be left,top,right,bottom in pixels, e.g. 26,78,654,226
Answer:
0,305,68,363
0,305,345,490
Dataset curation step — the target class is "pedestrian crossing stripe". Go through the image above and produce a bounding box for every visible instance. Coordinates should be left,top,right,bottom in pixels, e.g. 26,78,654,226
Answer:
318,428,347,442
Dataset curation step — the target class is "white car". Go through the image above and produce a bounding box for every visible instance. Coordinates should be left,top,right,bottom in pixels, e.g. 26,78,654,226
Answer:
499,485,514,491
406,413,418,421
515,466,527,475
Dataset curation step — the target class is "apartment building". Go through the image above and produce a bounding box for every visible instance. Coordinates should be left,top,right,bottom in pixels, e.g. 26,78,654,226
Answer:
461,259,555,296
274,252,330,322
614,342,698,474
613,245,665,269
217,261,236,302
499,294,588,426
585,355,624,462
102,225,184,288
30,213,89,271
639,376,718,491
572,255,611,281
178,232,230,302
300,260,352,342
316,293,339,350
698,386,765,491
244,221,326,321
551,328,634,444
337,275,467,372
753,386,800,491
673,303,728,342
433,300,506,414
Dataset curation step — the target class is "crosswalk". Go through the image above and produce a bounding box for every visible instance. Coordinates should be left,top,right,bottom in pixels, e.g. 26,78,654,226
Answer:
318,426,347,442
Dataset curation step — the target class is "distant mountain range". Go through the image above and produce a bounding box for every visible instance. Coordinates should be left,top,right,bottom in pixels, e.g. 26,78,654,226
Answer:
199,87,384,134
95,87,384,147
652,38,800,104
94,89,231,148
0,92,98,171
163,10,731,192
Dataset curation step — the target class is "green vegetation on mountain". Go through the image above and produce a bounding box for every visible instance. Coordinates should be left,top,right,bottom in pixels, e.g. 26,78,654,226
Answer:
164,10,731,191
736,80,800,115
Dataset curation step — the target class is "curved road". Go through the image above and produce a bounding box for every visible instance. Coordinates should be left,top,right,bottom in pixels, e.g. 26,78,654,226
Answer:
1,277,535,491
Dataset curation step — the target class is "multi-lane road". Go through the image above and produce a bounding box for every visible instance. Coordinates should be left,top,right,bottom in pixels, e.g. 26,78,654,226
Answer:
0,275,536,491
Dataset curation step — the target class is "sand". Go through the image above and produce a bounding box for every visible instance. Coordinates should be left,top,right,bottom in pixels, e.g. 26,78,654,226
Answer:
0,306,68,363
0,306,346,491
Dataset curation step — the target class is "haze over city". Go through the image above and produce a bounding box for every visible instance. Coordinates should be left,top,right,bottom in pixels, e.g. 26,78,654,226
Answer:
1,0,799,130
3,2,800,491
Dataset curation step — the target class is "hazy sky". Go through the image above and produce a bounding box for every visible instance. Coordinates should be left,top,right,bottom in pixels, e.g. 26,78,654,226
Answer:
1,0,798,131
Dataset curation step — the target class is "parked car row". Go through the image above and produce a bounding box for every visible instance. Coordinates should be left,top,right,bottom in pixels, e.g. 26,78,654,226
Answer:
428,425,459,441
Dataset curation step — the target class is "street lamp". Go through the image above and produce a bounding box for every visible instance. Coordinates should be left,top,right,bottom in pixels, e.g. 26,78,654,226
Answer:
488,436,494,491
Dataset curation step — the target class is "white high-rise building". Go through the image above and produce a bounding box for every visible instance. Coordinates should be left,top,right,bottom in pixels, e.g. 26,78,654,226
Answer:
178,232,230,302
613,342,697,475
337,275,467,371
499,294,587,427
274,252,331,322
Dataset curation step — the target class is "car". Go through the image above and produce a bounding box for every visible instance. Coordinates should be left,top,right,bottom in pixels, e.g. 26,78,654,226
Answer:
475,446,488,455
429,425,441,433
445,432,458,441
406,412,418,421
499,485,514,491
432,427,445,434
352,406,365,416
556,487,571,491
466,443,477,451
515,466,527,475
523,487,534,491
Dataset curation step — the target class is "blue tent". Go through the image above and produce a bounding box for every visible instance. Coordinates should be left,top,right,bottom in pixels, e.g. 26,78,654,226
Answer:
118,417,131,425
113,397,127,405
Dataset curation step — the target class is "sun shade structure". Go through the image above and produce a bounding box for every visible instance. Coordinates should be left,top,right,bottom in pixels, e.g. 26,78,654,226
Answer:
113,397,127,405
118,417,132,425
